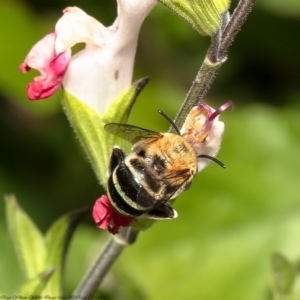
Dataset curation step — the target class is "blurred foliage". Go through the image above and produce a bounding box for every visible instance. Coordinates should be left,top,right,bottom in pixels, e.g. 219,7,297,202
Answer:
1,0,300,299
271,252,296,299
5,195,86,295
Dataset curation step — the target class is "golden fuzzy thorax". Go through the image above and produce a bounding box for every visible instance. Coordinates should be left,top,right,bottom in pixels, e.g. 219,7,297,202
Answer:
155,133,197,170
132,133,198,188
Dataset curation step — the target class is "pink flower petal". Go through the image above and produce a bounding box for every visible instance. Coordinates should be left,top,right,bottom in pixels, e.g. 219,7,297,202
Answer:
92,195,134,234
20,33,57,74
19,33,71,100
93,195,113,229
201,101,234,134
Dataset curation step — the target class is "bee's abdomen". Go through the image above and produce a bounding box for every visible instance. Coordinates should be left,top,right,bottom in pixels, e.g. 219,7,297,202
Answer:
129,158,161,193
107,175,143,217
107,162,155,217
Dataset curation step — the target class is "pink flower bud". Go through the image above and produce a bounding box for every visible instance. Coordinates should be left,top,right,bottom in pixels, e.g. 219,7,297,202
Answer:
93,195,134,234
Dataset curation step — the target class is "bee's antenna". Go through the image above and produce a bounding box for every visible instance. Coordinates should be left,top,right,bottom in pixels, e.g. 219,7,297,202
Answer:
198,154,226,169
158,110,181,135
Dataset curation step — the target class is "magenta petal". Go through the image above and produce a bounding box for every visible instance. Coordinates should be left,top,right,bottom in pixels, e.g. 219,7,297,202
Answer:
200,101,233,135
92,195,134,234
207,101,234,123
26,50,71,100
108,211,134,235
19,33,71,100
93,195,113,230
26,81,60,100
20,33,57,73
19,62,30,73
114,213,134,227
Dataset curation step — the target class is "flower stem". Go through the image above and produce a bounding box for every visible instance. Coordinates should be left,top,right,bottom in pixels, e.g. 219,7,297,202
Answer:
72,227,139,297
170,0,255,133
169,57,221,134
219,0,256,58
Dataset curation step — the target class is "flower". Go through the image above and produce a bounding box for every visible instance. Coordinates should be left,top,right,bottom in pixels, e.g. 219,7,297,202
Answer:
20,1,156,186
181,101,233,172
93,195,134,234
19,1,156,114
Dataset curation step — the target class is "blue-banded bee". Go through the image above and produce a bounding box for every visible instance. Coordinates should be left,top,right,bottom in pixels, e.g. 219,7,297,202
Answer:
104,111,225,220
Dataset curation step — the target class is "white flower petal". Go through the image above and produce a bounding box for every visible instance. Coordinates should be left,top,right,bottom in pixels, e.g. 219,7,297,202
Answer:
55,6,108,54
196,119,224,171
63,42,136,115
113,0,157,46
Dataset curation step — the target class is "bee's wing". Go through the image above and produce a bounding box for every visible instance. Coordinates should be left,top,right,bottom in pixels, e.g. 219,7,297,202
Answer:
157,168,192,201
104,123,162,144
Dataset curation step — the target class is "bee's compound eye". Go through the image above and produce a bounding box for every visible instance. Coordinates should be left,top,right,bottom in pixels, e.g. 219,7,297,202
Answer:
137,150,146,157
151,155,166,176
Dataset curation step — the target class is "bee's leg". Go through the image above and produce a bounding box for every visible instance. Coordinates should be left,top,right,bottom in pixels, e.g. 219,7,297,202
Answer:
145,203,178,220
107,146,126,177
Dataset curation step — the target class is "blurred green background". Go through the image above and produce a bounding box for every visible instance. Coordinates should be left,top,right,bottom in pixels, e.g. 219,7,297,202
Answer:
1,0,300,298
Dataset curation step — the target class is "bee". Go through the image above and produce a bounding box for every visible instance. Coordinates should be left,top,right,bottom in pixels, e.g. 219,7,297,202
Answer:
104,111,225,220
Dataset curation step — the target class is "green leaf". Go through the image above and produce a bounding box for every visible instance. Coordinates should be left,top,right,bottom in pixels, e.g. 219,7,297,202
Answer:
18,267,55,295
271,252,296,298
5,195,46,279
43,208,87,295
61,78,149,186
61,90,116,186
158,0,230,36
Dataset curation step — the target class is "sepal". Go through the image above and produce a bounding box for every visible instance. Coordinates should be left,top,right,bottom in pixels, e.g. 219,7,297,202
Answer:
158,0,230,36
102,77,150,124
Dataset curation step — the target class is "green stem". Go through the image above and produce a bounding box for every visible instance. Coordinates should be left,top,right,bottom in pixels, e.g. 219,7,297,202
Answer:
219,0,256,59
170,0,255,133
72,227,139,297
169,56,222,133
